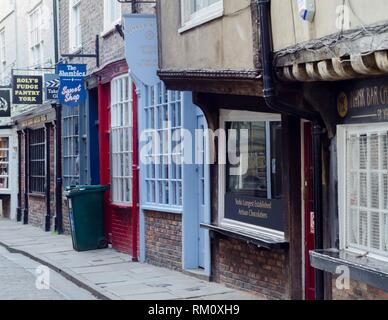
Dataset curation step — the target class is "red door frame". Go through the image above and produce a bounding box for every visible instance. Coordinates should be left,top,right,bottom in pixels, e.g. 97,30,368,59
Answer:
96,60,139,260
98,81,112,241
303,122,316,300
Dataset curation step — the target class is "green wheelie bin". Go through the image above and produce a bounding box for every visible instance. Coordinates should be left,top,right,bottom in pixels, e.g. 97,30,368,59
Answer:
65,185,109,252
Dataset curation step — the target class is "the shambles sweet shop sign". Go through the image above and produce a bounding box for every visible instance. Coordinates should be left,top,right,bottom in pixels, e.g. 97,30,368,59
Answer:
57,64,87,107
338,77,388,124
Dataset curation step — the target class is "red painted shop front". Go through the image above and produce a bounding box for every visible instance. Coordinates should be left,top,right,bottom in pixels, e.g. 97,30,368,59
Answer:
96,60,139,260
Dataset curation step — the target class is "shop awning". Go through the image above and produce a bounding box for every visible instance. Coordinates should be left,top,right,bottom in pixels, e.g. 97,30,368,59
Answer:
201,223,289,250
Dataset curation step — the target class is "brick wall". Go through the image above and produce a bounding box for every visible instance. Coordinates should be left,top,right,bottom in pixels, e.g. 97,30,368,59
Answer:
111,207,133,255
332,278,388,300
212,236,288,299
28,196,46,228
144,211,182,271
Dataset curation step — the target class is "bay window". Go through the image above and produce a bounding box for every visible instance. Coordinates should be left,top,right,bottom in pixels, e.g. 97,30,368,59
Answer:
143,83,183,209
111,75,133,205
180,0,224,32
338,125,388,260
219,110,284,237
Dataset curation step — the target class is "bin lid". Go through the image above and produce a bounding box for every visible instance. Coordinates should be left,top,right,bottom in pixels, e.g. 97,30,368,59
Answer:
65,185,109,198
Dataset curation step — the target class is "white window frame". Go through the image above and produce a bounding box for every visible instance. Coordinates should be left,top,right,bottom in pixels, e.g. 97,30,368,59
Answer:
338,123,388,262
0,137,10,191
179,0,224,33
0,29,5,64
110,74,133,206
29,5,44,67
143,82,184,212
103,0,122,35
218,109,285,240
62,106,80,188
69,0,82,52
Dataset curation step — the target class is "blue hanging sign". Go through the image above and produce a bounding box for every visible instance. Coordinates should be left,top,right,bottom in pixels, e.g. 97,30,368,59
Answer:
57,64,87,107
124,14,160,87
44,74,60,101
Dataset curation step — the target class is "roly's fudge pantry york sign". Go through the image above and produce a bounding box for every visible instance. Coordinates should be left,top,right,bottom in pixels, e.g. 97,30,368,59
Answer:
12,75,43,105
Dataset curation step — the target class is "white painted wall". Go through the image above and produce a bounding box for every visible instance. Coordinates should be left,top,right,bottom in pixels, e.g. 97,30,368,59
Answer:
272,0,388,51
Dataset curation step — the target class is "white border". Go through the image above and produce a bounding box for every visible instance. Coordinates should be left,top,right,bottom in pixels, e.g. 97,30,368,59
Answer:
337,122,388,263
179,0,224,34
218,109,285,240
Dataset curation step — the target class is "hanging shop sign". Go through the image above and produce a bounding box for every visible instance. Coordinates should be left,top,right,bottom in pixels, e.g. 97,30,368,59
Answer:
57,64,87,107
12,75,43,105
338,77,388,124
225,194,285,232
124,14,159,86
44,74,60,101
0,89,11,117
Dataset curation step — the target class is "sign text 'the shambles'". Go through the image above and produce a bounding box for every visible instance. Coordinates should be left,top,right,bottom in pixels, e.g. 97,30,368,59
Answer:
12,75,43,105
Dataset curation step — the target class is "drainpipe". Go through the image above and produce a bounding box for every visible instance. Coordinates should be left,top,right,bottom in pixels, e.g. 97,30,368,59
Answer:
257,0,324,300
45,123,52,232
52,0,63,234
24,129,29,225
54,103,63,234
17,131,22,222
53,0,60,64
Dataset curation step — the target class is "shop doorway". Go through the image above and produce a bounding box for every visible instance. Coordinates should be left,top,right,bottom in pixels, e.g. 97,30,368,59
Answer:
303,122,316,300
197,113,207,269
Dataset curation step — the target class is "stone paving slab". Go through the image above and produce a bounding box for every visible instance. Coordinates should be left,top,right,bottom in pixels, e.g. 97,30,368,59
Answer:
0,219,262,300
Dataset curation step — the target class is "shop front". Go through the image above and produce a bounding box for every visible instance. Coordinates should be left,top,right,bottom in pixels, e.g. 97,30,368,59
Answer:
95,59,139,258
188,92,302,299
311,76,388,299
13,105,56,231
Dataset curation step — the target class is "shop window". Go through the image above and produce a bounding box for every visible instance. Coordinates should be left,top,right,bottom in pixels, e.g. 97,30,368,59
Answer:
111,75,133,205
219,110,284,237
29,5,44,67
0,137,9,189
69,0,82,51
339,125,388,260
143,83,183,209
180,0,223,33
103,0,122,32
29,129,46,194
63,106,80,187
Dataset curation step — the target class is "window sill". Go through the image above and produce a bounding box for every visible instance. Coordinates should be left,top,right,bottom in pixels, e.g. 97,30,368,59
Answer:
201,223,289,250
28,193,46,198
68,47,82,55
178,4,223,34
310,249,388,292
101,21,121,38
141,204,183,215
